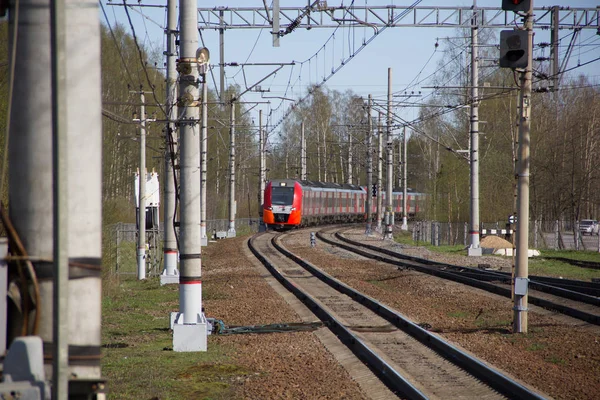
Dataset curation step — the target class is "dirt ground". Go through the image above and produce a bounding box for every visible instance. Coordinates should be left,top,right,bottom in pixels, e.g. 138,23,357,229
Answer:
202,229,600,400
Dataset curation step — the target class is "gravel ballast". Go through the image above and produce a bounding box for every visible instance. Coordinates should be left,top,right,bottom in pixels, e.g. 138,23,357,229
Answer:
202,229,600,400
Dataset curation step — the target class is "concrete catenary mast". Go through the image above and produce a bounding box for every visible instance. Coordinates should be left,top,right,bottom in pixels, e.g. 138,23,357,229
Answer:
259,110,265,210
514,0,534,334
201,67,208,246
401,126,408,230
228,96,237,237
6,0,104,397
468,3,482,256
171,0,208,352
137,91,147,280
161,0,180,284
301,121,307,180
376,112,383,232
366,95,373,234
384,68,394,240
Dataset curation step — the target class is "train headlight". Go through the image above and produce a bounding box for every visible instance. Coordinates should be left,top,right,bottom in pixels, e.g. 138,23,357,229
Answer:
291,207,296,211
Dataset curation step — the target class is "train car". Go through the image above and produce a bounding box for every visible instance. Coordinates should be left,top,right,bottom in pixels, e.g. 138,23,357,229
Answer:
263,179,427,230
365,187,425,218
263,179,367,229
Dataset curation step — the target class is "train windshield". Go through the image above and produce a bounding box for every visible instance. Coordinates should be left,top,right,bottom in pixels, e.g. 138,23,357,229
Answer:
272,186,295,205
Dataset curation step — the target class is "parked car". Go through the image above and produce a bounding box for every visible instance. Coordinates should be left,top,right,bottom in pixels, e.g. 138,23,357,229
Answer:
579,219,599,235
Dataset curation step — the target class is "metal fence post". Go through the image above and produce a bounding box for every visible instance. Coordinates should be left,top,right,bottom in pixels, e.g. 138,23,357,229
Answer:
554,220,559,250
116,225,121,273
430,221,434,245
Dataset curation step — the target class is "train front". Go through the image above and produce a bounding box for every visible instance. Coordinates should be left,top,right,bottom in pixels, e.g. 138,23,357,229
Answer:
263,179,302,229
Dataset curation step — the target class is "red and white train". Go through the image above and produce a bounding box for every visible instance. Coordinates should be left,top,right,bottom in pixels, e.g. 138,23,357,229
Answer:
262,179,424,230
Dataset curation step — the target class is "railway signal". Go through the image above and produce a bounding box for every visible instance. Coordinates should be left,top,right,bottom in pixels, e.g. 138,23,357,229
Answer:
502,0,530,12
371,184,377,198
499,30,529,69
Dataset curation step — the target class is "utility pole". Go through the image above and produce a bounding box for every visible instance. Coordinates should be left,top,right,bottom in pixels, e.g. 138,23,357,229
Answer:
384,68,394,240
51,1,69,397
200,67,208,246
468,3,482,256
396,140,402,189
137,90,147,280
161,0,179,284
228,96,237,237
301,121,307,180
171,0,208,352
259,109,265,210
376,112,383,232
514,0,534,334
550,6,559,93
8,0,54,389
347,131,353,184
401,126,408,230
366,95,373,234
219,9,225,105
6,0,104,396
258,110,266,232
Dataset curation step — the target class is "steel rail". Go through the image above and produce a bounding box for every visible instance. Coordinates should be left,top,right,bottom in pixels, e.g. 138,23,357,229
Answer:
262,233,546,400
315,231,599,326
248,233,426,399
333,231,600,306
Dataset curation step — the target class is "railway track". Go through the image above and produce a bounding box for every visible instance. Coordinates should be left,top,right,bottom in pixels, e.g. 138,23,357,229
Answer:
249,231,547,400
316,227,600,326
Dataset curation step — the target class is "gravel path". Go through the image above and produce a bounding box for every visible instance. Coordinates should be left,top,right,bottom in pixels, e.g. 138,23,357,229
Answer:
202,228,600,400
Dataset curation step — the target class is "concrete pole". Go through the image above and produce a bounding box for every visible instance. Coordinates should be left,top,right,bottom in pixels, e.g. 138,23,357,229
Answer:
514,1,534,334
401,126,408,230
468,4,482,257
9,0,54,366
137,91,147,280
396,141,402,189
10,0,104,388
366,95,373,234
50,1,69,396
301,122,307,180
347,132,353,184
65,0,103,381
219,9,225,105
162,0,179,282
376,112,383,232
228,97,237,236
172,0,207,352
259,110,265,208
384,68,394,240
200,78,208,245
551,6,559,93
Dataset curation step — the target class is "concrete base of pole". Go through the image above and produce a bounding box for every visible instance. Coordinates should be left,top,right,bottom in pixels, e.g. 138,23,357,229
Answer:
227,230,236,238
201,236,208,247
401,217,408,231
0,336,51,398
160,274,179,286
468,246,482,256
171,312,208,352
160,252,179,285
